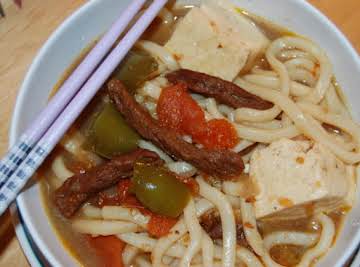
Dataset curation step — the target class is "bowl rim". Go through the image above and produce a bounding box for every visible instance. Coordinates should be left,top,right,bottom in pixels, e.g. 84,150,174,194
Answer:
9,0,360,266
9,1,99,266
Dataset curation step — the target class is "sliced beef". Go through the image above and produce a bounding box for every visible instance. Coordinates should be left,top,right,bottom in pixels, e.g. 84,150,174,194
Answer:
166,69,273,110
54,149,160,218
108,79,244,179
200,212,249,247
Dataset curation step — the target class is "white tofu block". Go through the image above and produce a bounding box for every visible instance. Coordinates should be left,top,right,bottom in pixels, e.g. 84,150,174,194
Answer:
249,139,354,220
201,0,270,69
165,7,250,81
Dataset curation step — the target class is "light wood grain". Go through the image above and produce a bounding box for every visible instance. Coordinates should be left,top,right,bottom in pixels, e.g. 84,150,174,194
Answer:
0,1,86,266
0,0,359,266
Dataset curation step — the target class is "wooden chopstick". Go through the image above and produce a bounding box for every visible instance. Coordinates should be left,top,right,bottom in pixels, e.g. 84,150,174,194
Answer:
0,0,168,215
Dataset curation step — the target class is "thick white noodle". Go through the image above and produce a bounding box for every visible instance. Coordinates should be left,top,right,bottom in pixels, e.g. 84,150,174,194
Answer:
206,98,297,141
297,101,360,146
206,98,227,119
288,68,316,87
51,155,74,182
325,83,351,118
251,69,278,77
205,99,300,142
234,123,300,143
135,255,154,267
82,205,150,229
136,40,179,71
139,76,169,100
279,37,332,104
170,259,180,267
235,78,360,163
143,101,157,117
202,230,214,267
226,195,242,209
167,161,197,177
140,79,163,100
118,232,223,260
222,180,251,198
235,105,282,123
119,232,184,258
243,74,311,97
265,38,291,95
240,198,265,256
263,232,319,249
163,256,176,265
297,213,335,267
60,131,85,155
237,36,332,123
122,245,140,267
284,58,315,72
218,104,235,117
180,199,203,267
233,37,292,123
242,120,283,130
197,177,236,267
102,206,150,229
72,219,140,235
281,113,292,127
152,199,214,267
82,205,102,219
278,50,317,62
190,262,223,267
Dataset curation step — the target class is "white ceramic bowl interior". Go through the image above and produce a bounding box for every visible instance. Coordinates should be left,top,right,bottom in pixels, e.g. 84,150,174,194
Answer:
10,0,360,266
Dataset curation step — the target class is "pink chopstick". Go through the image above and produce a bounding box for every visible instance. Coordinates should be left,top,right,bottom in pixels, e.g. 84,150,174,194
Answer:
0,0,168,215
0,0,146,187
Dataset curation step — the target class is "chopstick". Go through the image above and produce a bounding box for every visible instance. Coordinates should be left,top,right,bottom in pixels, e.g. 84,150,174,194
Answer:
0,0,147,189
0,0,168,215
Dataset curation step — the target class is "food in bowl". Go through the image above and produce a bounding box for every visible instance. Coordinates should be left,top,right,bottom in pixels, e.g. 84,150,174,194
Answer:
39,0,358,266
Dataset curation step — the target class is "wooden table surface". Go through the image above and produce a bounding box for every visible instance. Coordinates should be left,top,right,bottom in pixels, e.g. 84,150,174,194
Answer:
0,0,359,266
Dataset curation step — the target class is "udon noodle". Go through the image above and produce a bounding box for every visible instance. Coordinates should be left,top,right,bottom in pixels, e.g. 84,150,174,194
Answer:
41,1,359,267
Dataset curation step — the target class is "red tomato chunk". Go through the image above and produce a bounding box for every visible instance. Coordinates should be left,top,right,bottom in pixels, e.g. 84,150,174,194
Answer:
157,84,239,149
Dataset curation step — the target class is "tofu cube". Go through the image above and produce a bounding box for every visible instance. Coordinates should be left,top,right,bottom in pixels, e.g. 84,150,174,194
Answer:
165,0,270,81
165,7,250,81
249,139,354,220
200,0,270,70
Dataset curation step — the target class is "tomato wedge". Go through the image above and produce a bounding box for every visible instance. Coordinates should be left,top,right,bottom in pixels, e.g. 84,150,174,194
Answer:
157,84,239,149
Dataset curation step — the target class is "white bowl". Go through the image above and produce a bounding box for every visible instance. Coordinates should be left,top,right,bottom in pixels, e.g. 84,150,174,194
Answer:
9,0,360,266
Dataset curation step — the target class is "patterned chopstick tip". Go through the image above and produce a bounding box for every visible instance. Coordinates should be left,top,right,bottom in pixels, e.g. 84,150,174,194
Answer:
0,141,34,187
0,143,48,205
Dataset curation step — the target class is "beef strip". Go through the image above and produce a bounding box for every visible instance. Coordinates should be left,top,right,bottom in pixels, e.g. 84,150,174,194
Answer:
54,148,160,218
200,212,249,247
108,79,244,179
166,69,273,110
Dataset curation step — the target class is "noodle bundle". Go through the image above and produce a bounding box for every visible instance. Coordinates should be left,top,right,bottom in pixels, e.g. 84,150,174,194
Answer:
43,2,359,267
